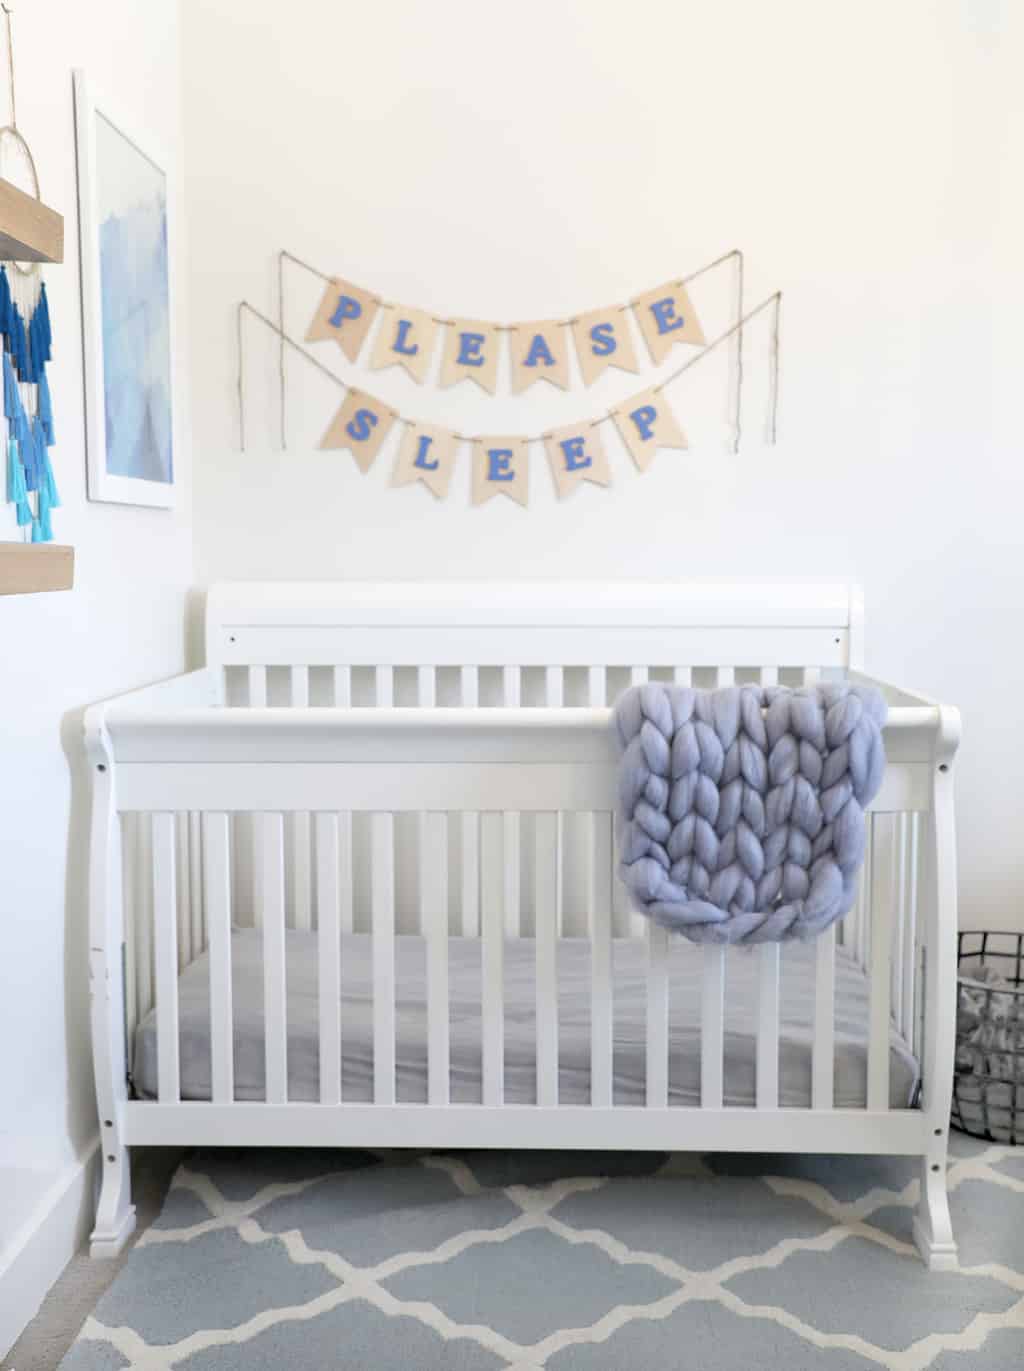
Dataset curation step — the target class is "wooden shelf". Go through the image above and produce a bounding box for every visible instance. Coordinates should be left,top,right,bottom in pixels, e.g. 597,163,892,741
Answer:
0,543,74,594
0,175,63,263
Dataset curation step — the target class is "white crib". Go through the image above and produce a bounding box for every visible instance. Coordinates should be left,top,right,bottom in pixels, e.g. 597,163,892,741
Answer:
84,581,961,1268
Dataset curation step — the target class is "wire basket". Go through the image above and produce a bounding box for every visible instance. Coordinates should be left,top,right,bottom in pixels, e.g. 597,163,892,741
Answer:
952,931,1024,1144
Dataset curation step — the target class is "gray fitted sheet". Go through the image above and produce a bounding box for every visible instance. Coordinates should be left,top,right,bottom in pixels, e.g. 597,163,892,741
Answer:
134,928,919,1109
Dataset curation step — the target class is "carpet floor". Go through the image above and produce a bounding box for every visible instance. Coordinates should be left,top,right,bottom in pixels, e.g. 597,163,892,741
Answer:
55,1133,1024,1370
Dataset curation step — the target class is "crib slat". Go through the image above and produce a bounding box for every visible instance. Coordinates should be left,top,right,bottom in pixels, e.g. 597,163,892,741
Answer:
290,664,310,706
152,813,180,1102
422,811,450,1105
701,945,726,1108
756,944,780,1108
716,666,736,686
868,816,891,1110
503,666,521,938
589,811,614,1106
331,669,354,938
901,815,919,1043
802,666,822,686
372,813,396,1104
175,813,191,969
189,812,203,956
330,670,354,939
646,922,670,1107
586,668,613,1103
315,812,342,1105
759,666,779,687
417,665,437,708
332,665,352,707
203,813,234,1103
261,813,288,1103
461,667,480,937
892,812,907,1034
535,811,560,1106
248,665,267,707
630,666,649,688
121,816,139,1039
673,666,692,686
481,812,504,1105
135,815,153,1018
812,925,836,1108
375,665,394,708
289,667,312,933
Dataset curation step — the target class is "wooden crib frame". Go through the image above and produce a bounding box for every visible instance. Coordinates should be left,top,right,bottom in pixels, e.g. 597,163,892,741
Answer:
84,582,961,1268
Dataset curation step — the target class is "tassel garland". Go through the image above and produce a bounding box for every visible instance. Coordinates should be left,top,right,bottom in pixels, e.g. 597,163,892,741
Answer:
1,266,58,541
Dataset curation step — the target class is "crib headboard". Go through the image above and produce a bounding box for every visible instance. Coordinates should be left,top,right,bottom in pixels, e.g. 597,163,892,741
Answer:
205,581,864,702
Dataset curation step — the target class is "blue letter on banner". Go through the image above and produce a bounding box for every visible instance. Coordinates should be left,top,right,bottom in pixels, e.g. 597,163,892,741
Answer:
413,434,439,470
559,435,592,471
650,296,684,335
329,295,362,328
487,448,514,481
629,405,657,442
457,332,485,366
392,318,419,356
589,322,617,356
524,333,555,368
345,408,378,442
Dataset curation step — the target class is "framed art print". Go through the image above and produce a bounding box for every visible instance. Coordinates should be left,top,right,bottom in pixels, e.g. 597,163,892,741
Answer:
74,70,176,508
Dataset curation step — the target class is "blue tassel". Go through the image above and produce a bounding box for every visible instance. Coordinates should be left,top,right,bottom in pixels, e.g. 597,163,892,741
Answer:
2,351,16,419
0,266,10,343
37,481,53,542
35,282,51,362
38,368,54,444
21,415,39,493
42,449,60,508
7,435,24,503
10,437,31,526
30,510,43,542
11,305,27,380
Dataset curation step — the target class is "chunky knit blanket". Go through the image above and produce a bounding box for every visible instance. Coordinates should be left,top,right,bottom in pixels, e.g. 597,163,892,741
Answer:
614,682,887,944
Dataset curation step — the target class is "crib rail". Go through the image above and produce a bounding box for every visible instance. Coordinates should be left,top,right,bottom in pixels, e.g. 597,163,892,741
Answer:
99,697,948,1131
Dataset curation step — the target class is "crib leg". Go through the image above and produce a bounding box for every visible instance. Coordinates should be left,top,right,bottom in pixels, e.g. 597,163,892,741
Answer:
912,1152,958,1271
90,1140,135,1258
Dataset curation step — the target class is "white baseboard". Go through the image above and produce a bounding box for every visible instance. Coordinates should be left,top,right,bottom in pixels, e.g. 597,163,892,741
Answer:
0,1137,100,1359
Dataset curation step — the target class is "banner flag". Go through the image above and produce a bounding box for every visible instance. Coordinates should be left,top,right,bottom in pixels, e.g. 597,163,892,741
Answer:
544,422,612,499
369,305,439,383
570,307,640,386
471,436,529,508
440,318,501,394
509,320,570,393
305,277,379,363
319,389,395,472
392,421,458,499
631,280,706,364
612,387,688,472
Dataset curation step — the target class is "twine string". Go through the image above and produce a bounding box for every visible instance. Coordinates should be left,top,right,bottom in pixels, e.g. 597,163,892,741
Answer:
278,246,743,335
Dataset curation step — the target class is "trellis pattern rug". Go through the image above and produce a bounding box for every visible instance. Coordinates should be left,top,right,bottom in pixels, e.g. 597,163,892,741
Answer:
60,1135,1024,1370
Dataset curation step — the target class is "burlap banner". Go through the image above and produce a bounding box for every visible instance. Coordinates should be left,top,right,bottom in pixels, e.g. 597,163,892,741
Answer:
304,270,708,391
235,250,782,510
318,372,695,504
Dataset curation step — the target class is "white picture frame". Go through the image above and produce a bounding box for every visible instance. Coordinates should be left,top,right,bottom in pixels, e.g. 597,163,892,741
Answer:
74,70,177,509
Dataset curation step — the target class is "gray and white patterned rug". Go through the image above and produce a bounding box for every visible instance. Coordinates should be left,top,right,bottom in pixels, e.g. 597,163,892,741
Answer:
61,1134,1024,1370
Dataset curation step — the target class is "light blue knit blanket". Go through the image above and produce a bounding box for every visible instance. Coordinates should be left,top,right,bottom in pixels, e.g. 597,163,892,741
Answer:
614,682,887,944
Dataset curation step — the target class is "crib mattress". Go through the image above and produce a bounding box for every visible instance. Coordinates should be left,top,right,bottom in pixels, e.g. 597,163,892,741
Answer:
133,928,919,1110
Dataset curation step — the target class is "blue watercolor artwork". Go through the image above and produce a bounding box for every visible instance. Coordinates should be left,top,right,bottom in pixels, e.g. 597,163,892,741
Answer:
95,111,172,484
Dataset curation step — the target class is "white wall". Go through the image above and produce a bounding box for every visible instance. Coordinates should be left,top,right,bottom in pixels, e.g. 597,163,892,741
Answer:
0,0,191,1350
183,0,1023,930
